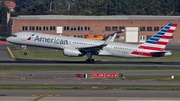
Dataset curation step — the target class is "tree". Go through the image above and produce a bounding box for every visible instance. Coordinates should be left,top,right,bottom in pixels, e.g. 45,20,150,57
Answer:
0,0,10,25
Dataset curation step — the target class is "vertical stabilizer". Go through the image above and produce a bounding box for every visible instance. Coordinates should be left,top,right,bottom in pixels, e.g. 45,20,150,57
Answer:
138,23,177,52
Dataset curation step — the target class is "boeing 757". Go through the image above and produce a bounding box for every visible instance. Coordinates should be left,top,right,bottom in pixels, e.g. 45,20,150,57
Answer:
6,23,177,63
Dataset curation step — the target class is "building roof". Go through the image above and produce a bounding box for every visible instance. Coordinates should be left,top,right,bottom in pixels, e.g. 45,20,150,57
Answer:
5,0,16,8
12,15,180,20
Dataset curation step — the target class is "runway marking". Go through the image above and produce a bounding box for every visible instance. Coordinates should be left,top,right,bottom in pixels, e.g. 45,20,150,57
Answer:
6,46,15,58
0,74,33,79
32,94,60,97
0,75,20,79
33,95,45,101
44,80,54,85
83,82,101,84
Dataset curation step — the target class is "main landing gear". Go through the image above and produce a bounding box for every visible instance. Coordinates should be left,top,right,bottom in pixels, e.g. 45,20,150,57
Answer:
22,45,27,55
85,52,95,63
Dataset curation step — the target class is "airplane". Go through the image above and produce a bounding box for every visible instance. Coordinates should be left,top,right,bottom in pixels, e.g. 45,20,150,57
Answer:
6,23,177,63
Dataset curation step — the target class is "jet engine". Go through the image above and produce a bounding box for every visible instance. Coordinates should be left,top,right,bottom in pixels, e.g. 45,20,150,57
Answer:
63,47,84,57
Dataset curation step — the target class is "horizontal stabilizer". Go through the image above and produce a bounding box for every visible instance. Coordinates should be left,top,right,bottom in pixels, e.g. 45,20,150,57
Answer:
151,52,166,57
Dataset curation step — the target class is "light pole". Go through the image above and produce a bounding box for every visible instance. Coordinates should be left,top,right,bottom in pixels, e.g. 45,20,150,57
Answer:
66,1,70,10
50,2,54,11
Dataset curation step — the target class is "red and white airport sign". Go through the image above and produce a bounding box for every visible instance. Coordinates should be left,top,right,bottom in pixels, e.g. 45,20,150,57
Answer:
91,73,105,78
76,74,83,78
105,73,118,78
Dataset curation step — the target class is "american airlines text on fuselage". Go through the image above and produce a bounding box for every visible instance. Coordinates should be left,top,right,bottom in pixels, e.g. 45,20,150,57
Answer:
34,35,68,45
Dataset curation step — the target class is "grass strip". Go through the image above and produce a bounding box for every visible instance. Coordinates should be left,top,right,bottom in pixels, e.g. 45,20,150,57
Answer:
0,85,180,90
126,75,180,81
0,65,180,71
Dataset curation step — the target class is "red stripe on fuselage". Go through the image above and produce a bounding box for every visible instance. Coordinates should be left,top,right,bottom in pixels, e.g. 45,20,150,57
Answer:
139,46,163,51
131,51,152,56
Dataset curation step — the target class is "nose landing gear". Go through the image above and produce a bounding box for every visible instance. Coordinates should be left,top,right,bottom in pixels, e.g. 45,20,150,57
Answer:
22,45,27,55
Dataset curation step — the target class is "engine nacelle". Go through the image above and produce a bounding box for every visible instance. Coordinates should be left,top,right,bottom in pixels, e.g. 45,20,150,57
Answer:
63,47,84,57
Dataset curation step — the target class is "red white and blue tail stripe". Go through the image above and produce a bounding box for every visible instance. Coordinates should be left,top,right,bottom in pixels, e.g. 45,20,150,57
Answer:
131,23,177,57
139,23,177,52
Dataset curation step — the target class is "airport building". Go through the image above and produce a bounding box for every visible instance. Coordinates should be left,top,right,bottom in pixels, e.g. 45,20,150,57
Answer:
8,15,180,43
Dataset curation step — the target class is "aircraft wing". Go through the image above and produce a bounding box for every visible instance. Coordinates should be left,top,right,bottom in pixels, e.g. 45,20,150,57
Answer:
78,36,112,53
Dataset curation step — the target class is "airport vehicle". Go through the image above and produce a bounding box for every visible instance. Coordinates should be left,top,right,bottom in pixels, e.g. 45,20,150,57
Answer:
7,23,177,63
85,34,104,40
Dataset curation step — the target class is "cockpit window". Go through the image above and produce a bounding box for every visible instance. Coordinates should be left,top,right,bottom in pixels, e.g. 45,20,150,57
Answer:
10,35,17,37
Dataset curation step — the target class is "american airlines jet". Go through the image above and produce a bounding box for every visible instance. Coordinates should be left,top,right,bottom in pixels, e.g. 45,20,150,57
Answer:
6,23,177,63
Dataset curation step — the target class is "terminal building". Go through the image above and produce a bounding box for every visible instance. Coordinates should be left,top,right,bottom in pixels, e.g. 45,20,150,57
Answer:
8,15,180,43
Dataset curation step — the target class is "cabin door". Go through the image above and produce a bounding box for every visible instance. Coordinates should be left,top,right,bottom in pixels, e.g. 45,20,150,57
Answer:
21,34,29,41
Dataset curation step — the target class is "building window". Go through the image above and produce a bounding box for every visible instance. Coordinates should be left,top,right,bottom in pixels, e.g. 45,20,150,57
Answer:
22,26,28,31
64,26,67,31
78,35,83,38
53,26,55,30
140,27,145,31
36,26,38,31
119,36,124,40
146,35,151,40
64,26,69,31
147,27,152,31
39,27,41,31
50,26,55,31
154,26,159,31
29,26,31,31
78,26,83,31
71,26,76,31
32,26,34,30
85,26,90,31
29,26,34,31
43,26,48,31
139,35,146,41
105,26,111,31
112,26,118,31
119,26,125,31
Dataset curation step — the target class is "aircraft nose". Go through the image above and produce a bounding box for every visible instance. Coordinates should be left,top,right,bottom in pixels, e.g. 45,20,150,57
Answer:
6,37,11,43
6,37,10,42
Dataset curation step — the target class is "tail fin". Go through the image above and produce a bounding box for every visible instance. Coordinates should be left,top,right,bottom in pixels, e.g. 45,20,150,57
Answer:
139,23,177,52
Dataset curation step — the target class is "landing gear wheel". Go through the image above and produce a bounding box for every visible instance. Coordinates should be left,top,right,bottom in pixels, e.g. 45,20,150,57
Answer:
85,59,95,63
85,52,94,63
24,52,27,55
90,59,95,63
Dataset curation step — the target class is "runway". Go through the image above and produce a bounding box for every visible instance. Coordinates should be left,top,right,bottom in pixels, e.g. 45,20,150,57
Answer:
1,59,180,66
0,90,180,98
0,70,180,86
